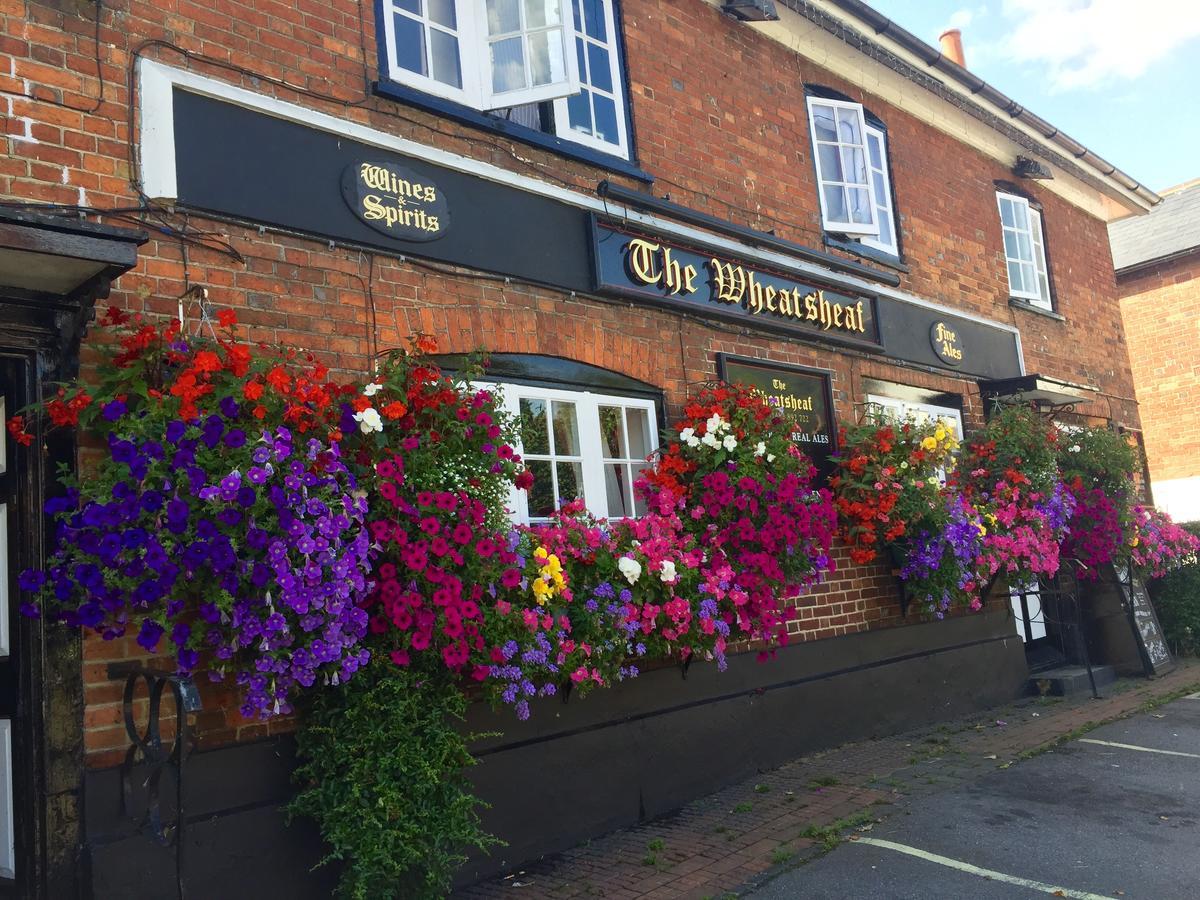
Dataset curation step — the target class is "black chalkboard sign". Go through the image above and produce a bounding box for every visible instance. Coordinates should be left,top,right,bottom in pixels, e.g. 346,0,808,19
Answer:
716,354,838,484
1115,566,1174,677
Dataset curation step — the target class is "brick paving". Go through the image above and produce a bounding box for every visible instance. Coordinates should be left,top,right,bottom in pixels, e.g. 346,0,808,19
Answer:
457,660,1200,899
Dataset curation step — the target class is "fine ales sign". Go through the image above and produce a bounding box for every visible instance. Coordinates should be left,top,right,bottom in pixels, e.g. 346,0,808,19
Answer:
930,321,964,367
591,221,882,350
341,161,450,242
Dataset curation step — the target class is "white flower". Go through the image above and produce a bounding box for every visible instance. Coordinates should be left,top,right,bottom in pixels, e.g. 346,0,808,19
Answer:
659,560,677,583
685,436,701,448
753,441,767,457
618,556,642,584
701,432,721,449
767,453,776,463
353,407,383,433
1069,444,1081,453
722,434,738,451
705,413,725,434
363,382,382,396
679,427,696,442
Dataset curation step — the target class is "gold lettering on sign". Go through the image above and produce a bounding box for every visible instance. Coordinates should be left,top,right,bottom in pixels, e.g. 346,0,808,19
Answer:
356,163,442,235
710,259,748,305
932,321,964,363
627,239,698,296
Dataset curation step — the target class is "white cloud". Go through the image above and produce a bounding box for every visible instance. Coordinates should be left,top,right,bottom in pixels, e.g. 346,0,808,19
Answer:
948,7,982,29
995,0,1200,91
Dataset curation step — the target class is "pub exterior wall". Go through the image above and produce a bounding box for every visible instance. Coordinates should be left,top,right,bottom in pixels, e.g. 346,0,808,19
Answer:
2,0,1140,769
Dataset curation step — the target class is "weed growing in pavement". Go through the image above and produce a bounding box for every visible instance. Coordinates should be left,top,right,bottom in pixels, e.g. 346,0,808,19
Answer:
754,783,770,794
733,801,753,813
646,838,664,852
800,810,878,851
806,775,840,789
770,846,794,865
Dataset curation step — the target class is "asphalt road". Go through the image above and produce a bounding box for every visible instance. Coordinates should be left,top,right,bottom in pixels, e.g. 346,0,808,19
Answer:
750,693,1200,900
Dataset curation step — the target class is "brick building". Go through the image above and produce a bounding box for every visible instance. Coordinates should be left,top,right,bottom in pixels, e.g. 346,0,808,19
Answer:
1111,179,1200,523
0,0,1159,895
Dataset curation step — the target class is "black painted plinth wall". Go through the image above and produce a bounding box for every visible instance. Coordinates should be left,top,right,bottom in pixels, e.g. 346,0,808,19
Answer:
82,609,1028,898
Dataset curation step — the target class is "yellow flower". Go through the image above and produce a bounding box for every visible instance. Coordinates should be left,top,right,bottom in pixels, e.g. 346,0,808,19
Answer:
921,436,938,451
934,426,947,442
976,522,987,537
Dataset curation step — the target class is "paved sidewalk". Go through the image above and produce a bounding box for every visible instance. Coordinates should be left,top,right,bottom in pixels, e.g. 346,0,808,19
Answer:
457,660,1200,900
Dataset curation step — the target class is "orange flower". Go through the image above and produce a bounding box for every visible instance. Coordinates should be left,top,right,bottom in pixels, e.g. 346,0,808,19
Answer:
243,380,264,401
217,308,238,328
193,351,222,374
382,401,408,420
414,334,439,354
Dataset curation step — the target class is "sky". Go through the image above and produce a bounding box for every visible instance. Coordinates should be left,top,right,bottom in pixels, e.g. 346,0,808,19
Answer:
863,0,1200,193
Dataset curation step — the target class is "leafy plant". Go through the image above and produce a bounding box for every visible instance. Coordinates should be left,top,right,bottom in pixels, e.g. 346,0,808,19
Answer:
290,662,499,899
1149,523,1200,654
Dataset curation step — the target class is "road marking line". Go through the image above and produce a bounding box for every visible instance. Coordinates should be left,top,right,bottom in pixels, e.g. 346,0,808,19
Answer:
854,837,1115,899
1078,738,1200,759
1184,691,1200,700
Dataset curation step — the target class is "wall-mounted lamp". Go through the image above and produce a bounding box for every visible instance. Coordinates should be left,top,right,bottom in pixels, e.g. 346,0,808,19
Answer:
721,0,780,22
1013,155,1053,180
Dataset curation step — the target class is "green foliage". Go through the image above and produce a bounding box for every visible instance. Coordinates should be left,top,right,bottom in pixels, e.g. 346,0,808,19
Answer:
1056,423,1140,500
1149,523,1200,655
290,663,500,899
977,402,1059,497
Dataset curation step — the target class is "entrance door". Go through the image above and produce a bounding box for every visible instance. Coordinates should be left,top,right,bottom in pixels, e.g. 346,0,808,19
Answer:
1010,581,1048,645
0,366,16,887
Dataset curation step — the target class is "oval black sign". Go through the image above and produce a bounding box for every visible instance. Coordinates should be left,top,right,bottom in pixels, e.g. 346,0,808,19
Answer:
341,161,450,242
930,321,963,367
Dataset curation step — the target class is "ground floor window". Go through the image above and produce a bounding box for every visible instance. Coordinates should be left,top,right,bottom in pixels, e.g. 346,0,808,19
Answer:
484,382,658,523
865,390,964,483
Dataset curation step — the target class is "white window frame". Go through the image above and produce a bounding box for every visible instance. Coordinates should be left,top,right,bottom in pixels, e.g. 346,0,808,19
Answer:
484,382,658,524
551,0,630,158
997,192,1052,309
0,718,11,879
379,0,581,112
866,395,963,483
806,96,881,237
860,124,898,256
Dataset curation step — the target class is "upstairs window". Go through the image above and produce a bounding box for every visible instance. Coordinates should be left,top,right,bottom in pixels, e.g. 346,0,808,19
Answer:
379,0,631,159
806,96,899,256
997,192,1053,309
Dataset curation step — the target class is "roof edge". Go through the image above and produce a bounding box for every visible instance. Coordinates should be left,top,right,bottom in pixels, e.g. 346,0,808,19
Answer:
816,0,1162,213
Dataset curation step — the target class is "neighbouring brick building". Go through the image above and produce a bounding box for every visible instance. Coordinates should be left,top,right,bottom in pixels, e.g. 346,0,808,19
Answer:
1111,179,1200,523
0,0,1160,895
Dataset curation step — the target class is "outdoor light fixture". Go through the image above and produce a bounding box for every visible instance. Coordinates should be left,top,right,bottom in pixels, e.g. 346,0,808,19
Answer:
721,0,780,22
1013,155,1053,180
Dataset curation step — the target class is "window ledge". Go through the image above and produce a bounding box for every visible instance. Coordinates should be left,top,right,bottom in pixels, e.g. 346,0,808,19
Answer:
1008,298,1065,321
823,234,910,273
373,81,654,184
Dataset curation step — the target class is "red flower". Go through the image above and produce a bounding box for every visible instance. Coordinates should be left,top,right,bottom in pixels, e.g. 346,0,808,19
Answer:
192,351,221,374
6,416,32,447
217,308,238,328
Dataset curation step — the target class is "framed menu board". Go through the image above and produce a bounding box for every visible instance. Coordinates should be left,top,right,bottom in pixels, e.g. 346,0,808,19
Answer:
716,354,838,483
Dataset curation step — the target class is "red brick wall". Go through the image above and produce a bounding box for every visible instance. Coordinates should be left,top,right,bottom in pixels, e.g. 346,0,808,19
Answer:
1,0,1138,764
1118,252,1200,484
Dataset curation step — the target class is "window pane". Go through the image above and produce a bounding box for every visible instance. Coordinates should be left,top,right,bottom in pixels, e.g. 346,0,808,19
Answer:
1006,260,1025,294
490,36,526,92
835,106,862,142
872,172,886,199
396,0,421,13
527,459,556,517
632,463,650,516
592,94,618,143
817,144,842,181
1015,229,1032,262
1010,200,1029,230
1020,262,1037,294
840,146,867,185
575,34,586,77
866,131,883,169
586,41,612,92
599,406,626,458
999,197,1015,228
848,188,872,224
393,13,427,75
811,104,836,141
571,0,583,29
529,29,566,86
582,0,606,40
875,214,893,249
487,0,521,34
1002,229,1020,261
626,408,651,459
604,462,632,517
525,0,563,27
551,401,580,455
428,0,455,26
556,461,584,503
429,28,462,87
519,398,550,454
567,87,592,131
823,185,847,223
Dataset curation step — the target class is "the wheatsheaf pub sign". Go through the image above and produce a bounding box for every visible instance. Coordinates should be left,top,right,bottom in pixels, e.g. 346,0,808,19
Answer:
590,220,882,350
